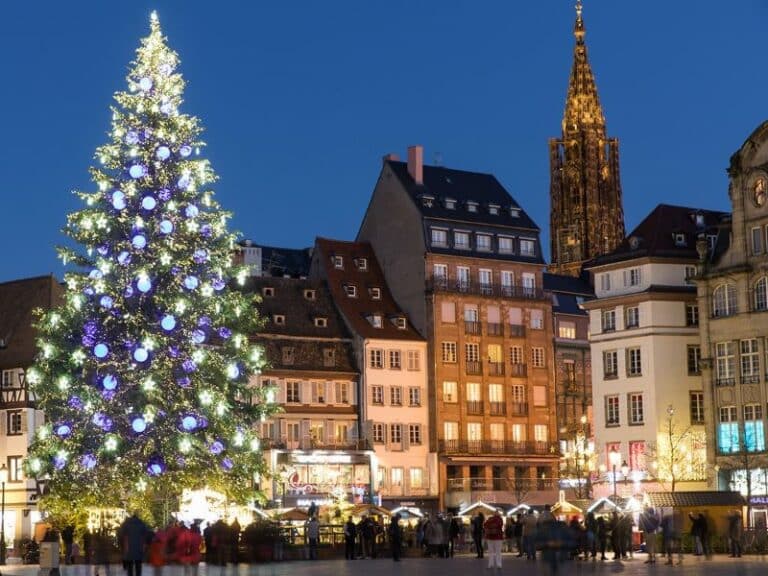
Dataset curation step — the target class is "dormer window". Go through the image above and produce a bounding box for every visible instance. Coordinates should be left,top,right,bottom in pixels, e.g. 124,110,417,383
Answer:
476,234,492,252
344,284,357,298
370,314,383,328
273,314,285,325
695,214,705,228
488,204,500,215
332,255,344,269
466,202,478,213
392,316,407,330
421,195,434,208
262,287,274,298
674,233,687,247
314,317,328,328
355,258,368,271
445,199,456,210
369,287,382,300
510,207,521,218
707,234,717,251
304,289,316,300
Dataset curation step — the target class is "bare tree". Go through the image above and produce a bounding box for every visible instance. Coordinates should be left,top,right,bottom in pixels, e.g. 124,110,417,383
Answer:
648,405,706,492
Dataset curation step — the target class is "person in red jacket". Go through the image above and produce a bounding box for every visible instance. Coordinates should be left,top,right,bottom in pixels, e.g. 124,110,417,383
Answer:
484,510,505,570
148,528,167,576
176,523,203,576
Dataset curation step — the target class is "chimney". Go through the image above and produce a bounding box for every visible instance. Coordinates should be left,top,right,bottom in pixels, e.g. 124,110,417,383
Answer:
407,145,424,185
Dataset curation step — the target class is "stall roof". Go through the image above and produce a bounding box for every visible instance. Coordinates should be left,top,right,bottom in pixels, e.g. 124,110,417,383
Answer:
390,506,424,519
645,491,745,508
458,501,503,516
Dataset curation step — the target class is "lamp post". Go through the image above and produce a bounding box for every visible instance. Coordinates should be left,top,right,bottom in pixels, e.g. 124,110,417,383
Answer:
0,463,8,565
609,448,621,498
621,460,630,492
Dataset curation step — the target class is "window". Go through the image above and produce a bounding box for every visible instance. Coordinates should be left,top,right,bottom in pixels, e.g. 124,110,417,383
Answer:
323,347,336,367
690,392,704,424
454,231,470,250
389,424,403,445
262,287,275,297
7,410,22,436
488,383,504,404
431,228,447,246
499,236,514,254
715,341,735,385
336,382,349,404
332,255,344,269
390,386,403,406
344,284,358,298
684,265,697,284
603,350,618,379
444,421,459,441
531,347,545,368
520,239,536,257
627,347,642,376
467,422,482,443
409,424,422,445
443,381,457,403
479,269,492,293
625,306,639,329
753,227,764,255
409,467,424,488
510,346,523,365
8,455,23,482
407,350,421,371
629,441,646,472
286,381,300,403
304,289,316,300
718,406,739,453
373,423,385,443
600,273,611,292
602,309,616,332
314,317,327,328
510,207,521,218
389,350,402,370
477,234,491,252
511,424,525,442
755,277,768,311
391,467,404,486
686,303,699,326
372,385,384,405
488,204,500,215
558,321,576,339
534,424,548,443
687,345,701,375
530,309,544,330
465,343,480,363
281,347,294,365
744,404,765,452
369,349,383,368
628,393,644,425
273,314,285,325
457,266,470,290
445,199,456,210
624,267,642,287
409,387,421,406
356,258,368,271
442,342,457,363
674,233,687,247
466,202,478,213
312,382,326,404
522,273,536,296
606,395,620,426
369,287,382,300
1,370,15,387
440,301,455,323
490,423,505,443
740,338,760,383
712,283,737,317
433,264,448,286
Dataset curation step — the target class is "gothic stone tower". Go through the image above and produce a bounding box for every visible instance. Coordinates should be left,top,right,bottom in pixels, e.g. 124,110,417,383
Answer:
549,2,625,277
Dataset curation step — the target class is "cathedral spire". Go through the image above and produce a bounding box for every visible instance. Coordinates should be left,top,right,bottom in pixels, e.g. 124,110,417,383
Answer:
548,2,625,277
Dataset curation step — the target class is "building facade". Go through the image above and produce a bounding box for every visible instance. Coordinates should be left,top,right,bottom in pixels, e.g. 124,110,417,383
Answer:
358,147,559,509
0,275,63,548
584,205,723,498
311,238,437,509
697,121,768,525
548,2,625,277
246,277,373,508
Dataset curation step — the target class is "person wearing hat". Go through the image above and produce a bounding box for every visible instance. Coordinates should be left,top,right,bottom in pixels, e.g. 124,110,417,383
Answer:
484,510,504,570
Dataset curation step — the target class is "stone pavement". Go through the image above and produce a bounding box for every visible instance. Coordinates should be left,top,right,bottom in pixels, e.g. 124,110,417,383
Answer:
3,555,768,576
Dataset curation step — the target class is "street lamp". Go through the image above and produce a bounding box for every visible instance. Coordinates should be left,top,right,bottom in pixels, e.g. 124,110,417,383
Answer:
0,463,8,565
609,448,621,498
621,460,630,489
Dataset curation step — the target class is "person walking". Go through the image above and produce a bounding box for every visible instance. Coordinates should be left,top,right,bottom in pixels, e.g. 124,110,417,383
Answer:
306,516,320,560
585,512,597,560
62,525,75,565
639,506,659,564
344,517,357,560
176,523,202,576
689,512,704,556
522,509,538,560
389,514,403,562
471,512,484,559
484,510,504,570
514,515,524,557
596,516,608,561
117,512,152,576
728,510,743,558
448,514,461,557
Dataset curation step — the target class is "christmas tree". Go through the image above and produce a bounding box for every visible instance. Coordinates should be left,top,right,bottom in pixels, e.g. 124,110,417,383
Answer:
26,13,274,511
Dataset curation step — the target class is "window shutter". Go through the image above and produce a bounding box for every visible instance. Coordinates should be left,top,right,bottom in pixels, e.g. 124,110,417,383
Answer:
277,380,287,404
508,307,522,325
0,413,5,436
623,270,630,286
278,419,287,441
325,421,334,444
301,419,311,448
350,381,358,405
302,381,311,403
21,411,28,434
326,381,335,405
441,302,455,323
384,424,390,450
403,425,410,451
487,306,500,323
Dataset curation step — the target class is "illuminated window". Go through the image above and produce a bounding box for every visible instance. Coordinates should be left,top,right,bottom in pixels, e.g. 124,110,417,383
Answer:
442,342,457,363
389,350,401,370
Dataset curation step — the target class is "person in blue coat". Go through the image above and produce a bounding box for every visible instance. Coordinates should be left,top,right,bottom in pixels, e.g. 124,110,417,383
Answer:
118,512,152,576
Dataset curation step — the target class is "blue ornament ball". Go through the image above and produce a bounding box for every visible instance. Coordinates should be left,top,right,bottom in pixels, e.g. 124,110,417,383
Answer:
161,314,177,331
156,146,171,161
131,417,147,433
142,196,157,210
179,145,192,157
102,374,118,390
129,164,147,179
159,220,174,235
184,276,199,290
136,275,152,293
191,329,206,344
100,295,114,309
94,343,109,359
139,77,153,91
132,234,147,250
117,251,132,266
133,347,149,363
185,204,199,218
111,191,126,210
125,131,139,145
81,454,97,470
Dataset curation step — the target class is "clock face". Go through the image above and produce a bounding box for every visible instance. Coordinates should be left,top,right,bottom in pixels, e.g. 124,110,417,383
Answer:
754,177,767,207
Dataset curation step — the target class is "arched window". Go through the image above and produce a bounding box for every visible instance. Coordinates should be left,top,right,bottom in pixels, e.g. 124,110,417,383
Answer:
712,283,737,317
755,277,768,311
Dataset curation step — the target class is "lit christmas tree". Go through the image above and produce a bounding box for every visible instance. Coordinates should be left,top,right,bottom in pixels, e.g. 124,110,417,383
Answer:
26,13,274,512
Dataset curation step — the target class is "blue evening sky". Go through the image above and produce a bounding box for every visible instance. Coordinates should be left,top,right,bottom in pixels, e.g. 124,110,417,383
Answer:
1,1,767,283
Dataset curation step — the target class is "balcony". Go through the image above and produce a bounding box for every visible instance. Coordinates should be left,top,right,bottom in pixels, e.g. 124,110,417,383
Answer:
262,437,372,451
466,361,483,375
488,362,505,376
466,400,484,415
508,324,526,337
429,278,547,300
438,439,557,456
741,374,760,385
509,402,528,416
716,377,735,387
489,401,506,416
509,363,527,377
487,322,504,336
464,320,481,335
446,476,556,493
